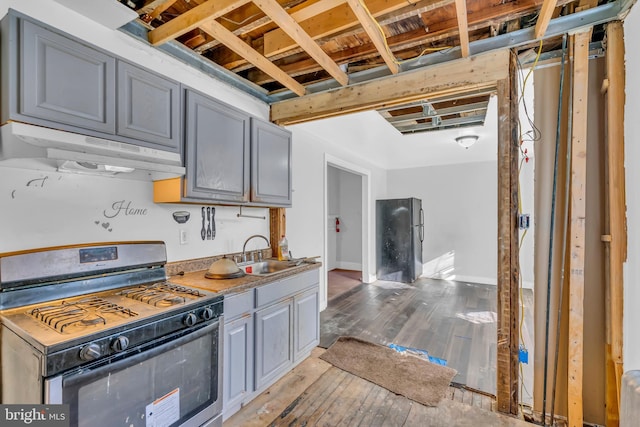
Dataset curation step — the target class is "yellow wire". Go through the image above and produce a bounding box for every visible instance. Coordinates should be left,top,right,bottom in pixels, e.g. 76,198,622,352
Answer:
356,0,452,66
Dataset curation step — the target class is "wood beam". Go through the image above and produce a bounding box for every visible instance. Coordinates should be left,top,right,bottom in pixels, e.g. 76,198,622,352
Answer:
270,49,508,125
346,0,399,73
496,50,519,416
453,0,470,57
199,19,307,96
604,20,626,427
253,0,349,86
146,0,179,21
263,0,426,57
148,0,251,46
270,208,287,259
567,28,591,427
534,0,558,39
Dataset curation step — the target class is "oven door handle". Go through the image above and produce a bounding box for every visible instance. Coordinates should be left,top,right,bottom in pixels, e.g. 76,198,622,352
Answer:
44,320,220,404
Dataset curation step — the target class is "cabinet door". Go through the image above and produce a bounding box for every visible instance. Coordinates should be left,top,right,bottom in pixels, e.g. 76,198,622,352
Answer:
117,61,180,152
185,90,250,202
293,287,319,362
250,119,292,206
254,300,293,390
223,315,254,419
20,19,116,133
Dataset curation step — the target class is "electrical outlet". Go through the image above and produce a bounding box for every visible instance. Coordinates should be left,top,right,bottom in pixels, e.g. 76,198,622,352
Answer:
179,229,188,245
519,214,530,230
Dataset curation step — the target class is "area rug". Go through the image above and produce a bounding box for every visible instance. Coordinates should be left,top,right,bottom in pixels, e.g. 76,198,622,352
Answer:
319,336,457,407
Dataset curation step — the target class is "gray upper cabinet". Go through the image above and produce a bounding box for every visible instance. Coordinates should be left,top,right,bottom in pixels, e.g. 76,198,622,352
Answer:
250,119,292,207
116,61,180,152
19,19,116,133
184,89,250,202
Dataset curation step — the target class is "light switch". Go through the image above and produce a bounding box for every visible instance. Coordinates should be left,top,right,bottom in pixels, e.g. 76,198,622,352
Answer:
179,229,188,245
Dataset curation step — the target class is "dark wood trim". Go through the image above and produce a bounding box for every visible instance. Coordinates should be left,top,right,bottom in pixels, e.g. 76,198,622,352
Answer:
495,50,520,415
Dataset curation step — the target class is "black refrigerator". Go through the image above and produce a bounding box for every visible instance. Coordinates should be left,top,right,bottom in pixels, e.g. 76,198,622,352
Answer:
376,198,424,283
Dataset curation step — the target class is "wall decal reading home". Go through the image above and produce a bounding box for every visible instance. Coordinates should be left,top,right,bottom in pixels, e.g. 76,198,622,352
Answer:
103,200,148,219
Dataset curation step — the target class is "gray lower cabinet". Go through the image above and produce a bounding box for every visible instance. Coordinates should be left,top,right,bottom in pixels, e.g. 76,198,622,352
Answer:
293,287,320,362
184,89,250,203
250,119,292,207
223,315,254,417
254,299,293,390
116,61,180,151
18,18,116,133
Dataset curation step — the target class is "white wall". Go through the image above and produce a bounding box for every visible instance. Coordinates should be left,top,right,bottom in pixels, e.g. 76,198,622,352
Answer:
333,167,363,270
0,2,272,260
624,5,640,371
286,126,387,309
387,161,498,285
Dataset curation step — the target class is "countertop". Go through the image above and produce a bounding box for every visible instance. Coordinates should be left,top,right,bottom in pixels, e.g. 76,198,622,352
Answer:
169,261,321,296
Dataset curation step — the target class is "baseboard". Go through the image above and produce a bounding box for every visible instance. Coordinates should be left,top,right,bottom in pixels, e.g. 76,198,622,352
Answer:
334,261,362,271
440,274,497,286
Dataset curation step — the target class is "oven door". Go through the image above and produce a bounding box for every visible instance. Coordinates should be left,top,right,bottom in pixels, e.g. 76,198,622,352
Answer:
45,321,222,427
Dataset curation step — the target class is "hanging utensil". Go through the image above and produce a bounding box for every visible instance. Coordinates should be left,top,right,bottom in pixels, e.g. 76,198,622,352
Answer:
211,207,216,240
201,207,206,241
206,207,212,240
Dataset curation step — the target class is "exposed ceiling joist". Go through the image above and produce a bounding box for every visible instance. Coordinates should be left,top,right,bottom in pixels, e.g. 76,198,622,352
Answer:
534,0,559,38
453,0,470,57
384,100,489,125
253,0,350,86
395,113,486,133
148,0,252,46
146,0,178,22
346,0,399,74
271,49,508,124
200,19,307,96
262,0,425,57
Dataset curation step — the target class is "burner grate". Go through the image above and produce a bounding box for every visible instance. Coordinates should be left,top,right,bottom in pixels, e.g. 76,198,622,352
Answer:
118,282,205,307
29,297,138,333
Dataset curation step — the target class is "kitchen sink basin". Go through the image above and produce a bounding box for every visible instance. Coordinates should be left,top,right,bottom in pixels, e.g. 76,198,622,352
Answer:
241,260,298,276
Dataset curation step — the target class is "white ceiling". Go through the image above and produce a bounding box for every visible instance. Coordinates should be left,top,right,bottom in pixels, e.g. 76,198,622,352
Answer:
291,96,499,170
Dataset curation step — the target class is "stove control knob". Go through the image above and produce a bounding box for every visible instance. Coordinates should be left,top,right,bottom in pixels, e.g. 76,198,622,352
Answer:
184,313,198,327
201,307,214,320
79,343,101,361
111,336,130,352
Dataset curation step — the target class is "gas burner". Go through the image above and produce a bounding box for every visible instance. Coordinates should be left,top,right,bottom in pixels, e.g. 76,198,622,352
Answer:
118,282,205,307
29,297,137,333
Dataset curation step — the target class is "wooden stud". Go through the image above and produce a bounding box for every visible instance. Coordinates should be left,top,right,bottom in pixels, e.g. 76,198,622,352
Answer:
270,49,508,125
495,50,519,416
453,0,470,57
199,19,307,97
148,0,251,46
567,28,591,427
270,208,287,259
346,0,399,74
534,0,558,39
253,0,349,86
604,20,626,427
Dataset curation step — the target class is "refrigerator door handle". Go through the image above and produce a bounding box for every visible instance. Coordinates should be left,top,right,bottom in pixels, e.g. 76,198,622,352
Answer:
419,208,425,242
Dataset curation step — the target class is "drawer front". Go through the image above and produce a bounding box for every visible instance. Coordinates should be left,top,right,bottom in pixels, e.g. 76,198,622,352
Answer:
255,270,318,308
224,289,254,321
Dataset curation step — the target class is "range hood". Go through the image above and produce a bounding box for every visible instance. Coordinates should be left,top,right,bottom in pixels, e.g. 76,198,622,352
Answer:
0,122,185,180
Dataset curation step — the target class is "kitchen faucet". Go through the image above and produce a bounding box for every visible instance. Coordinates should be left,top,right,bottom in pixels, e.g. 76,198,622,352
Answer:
241,234,270,263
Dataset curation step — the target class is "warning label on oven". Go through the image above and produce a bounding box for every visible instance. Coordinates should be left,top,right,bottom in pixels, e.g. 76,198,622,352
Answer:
145,388,180,427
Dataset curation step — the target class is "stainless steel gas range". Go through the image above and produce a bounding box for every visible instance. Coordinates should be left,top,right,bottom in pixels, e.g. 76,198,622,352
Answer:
0,242,224,427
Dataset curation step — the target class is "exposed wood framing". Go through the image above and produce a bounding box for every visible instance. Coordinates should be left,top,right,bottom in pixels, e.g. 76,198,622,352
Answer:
148,0,252,46
263,0,424,57
270,49,508,125
496,50,520,416
567,28,591,427
146,0,179,22
346,0,400,73
270,208,287,259
199,19,306,96
453,0,470,57
604,20,626,427
534,0,558,38
253,0,349,86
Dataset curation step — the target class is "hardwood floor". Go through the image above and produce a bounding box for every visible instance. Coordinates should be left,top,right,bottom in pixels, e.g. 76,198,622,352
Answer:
320,277,534,399
327,269,362,301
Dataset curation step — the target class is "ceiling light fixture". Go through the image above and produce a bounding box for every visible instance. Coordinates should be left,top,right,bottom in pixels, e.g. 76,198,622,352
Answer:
455,135,479,149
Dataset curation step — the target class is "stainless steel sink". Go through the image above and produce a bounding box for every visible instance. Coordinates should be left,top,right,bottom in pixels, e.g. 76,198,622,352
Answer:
241,260,297,276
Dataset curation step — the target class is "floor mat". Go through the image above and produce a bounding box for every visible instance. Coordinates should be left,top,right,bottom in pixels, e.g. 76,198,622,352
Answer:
319,336,457,407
